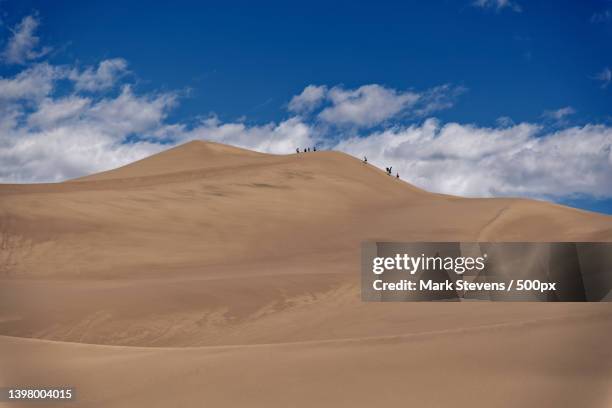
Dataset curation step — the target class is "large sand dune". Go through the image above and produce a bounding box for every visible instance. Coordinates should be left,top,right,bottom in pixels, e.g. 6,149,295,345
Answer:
1,141,611,407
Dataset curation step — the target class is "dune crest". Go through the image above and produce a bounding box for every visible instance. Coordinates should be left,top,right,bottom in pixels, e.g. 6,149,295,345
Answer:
71,140,269,182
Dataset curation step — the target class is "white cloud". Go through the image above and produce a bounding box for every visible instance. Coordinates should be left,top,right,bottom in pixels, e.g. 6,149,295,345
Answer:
0,63,63,101
319,84,419,127
2,15,51,65
472,0,522,12
69,58,128,91
288,85,327,113
594,67,612,89
289,83,464,128
87,85,177,135
0,76,177,182
335,119,612,199
0,127,165,183
27,96,91,128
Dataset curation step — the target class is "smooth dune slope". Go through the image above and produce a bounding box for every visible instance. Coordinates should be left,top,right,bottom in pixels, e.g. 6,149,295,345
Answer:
1,140,611,407
71,141,269,182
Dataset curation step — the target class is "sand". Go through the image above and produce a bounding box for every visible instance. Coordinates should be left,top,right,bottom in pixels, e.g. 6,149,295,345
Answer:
1,140,611,407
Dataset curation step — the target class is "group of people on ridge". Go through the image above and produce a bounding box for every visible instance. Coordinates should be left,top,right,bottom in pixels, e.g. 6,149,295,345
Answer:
296,147,316,153
363,156,400,179
386,166,400,179
294,150,400,179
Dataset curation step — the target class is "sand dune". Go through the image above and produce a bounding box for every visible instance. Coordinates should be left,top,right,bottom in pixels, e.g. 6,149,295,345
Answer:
1,141,611,407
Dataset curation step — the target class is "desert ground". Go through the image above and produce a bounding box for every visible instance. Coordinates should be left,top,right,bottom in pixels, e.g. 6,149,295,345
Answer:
1,141,611,407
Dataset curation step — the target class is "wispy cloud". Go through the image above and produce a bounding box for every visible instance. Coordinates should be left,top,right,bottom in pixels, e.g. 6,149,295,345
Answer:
594,67,612,89
472,0,522,13
543,106,575,121
413,84,467,117
1,14,51,65
591,9,612,23
69,58,128,91
496,116,514,127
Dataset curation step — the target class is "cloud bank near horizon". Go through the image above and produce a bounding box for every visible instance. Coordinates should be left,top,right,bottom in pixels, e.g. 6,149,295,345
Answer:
1,14,611,205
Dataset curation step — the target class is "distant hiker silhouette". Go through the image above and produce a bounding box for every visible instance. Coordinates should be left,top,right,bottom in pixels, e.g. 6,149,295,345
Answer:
386,167,392,176
313,146,317,152
296,148,300,154
396,173,400,179
363,156,367,163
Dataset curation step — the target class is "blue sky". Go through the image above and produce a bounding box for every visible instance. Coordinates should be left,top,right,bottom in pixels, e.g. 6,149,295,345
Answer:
0,0,611,214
